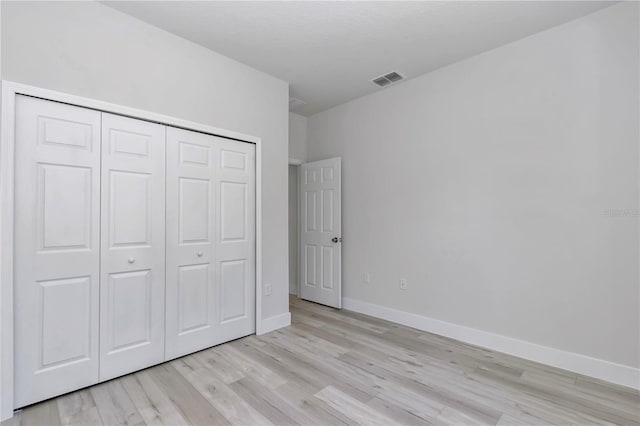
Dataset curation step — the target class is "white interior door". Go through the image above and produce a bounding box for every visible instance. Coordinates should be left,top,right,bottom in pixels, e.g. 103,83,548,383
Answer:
165,128,255,360
299,158,342,308
99,113,166,381
14,96,101,407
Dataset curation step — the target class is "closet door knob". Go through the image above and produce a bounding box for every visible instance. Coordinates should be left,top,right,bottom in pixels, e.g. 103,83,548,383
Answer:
197,251,203,257
128,258,135,264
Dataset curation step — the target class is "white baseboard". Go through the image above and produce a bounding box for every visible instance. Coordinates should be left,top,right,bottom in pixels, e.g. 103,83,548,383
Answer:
258,312,291,335
342,297,639,390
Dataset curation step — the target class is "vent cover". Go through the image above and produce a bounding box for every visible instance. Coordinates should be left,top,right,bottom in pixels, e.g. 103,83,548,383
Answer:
371,71,405,87
289,97,306,110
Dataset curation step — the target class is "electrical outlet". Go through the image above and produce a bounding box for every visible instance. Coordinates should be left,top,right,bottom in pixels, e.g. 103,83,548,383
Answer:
363,273,371,284
264,283,272,296
399,279,407,290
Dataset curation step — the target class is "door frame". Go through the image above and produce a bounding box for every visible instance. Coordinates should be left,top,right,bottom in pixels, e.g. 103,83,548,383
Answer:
287,159,302,296
0,81,265,420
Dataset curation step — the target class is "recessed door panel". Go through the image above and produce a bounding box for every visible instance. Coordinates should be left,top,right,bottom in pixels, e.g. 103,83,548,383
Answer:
180,141,210,166
179,264,210,334
321,246,334,290
221,260,247,322
299,158,342,308
15,96,101,407
109,171,151,247
39,276,92,369
305,245,317,286
321,167,334,182
38,116,93,150
221,181,247,242
221,149,246,171
321,189,334,233
107,270,152,353
38,164,92,251
109,129,151,158
305,169,316,184
99,113,165,381
179,178,211,244
305,191,317,232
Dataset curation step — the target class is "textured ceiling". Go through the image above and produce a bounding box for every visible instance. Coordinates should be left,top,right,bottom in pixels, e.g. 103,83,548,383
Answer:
104,1,615,116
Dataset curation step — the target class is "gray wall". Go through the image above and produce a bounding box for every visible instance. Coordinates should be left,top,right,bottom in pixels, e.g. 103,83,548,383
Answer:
288,165,299,295
289,112,307,162
1,1,290,320
307,3,639,368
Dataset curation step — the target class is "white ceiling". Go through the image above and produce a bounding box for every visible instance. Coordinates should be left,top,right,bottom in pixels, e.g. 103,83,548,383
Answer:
104,1,615,116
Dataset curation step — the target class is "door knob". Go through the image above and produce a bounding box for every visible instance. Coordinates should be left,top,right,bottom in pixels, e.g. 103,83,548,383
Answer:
331,237,342,243
128,258,135,264
197,251,203,257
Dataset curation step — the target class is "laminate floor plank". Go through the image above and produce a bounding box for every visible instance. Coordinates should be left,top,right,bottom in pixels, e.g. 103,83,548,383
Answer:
290,300,388,334
56,390,102,426
273,381,358,426
338,351,503,425
227,377,302,426
367,396,434,426
18,399,60,426
214,343,287,389
147,364,230,426
259,329,396,403
171,355,273,426
227,338,322,396
191,348,246,384
4,296,638,426
90,380,145,426
314,385,396,426
120,371,188,426
248,333,376,403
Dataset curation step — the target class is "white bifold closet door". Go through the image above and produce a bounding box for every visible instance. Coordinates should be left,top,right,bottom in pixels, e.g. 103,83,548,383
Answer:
14,96,101,407
99,113,166,381
165,127,255,360
13,95,256,408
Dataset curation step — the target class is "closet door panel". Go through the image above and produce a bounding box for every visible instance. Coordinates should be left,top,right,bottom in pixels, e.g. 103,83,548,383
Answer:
216,139,256,342
166,127,217,359
14,96,101,407
99,113,166,381
166,128,255,358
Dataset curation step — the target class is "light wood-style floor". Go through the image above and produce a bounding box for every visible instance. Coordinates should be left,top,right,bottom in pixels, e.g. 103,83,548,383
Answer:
3,296,639,426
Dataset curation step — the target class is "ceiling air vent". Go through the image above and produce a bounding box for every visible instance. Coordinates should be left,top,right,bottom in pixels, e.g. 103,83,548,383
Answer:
289,97,306,110
371,71,405,88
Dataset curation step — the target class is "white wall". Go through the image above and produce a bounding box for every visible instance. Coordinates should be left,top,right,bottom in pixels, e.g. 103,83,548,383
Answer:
289,112,307,162
307,2,639,370
1,1,290,321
